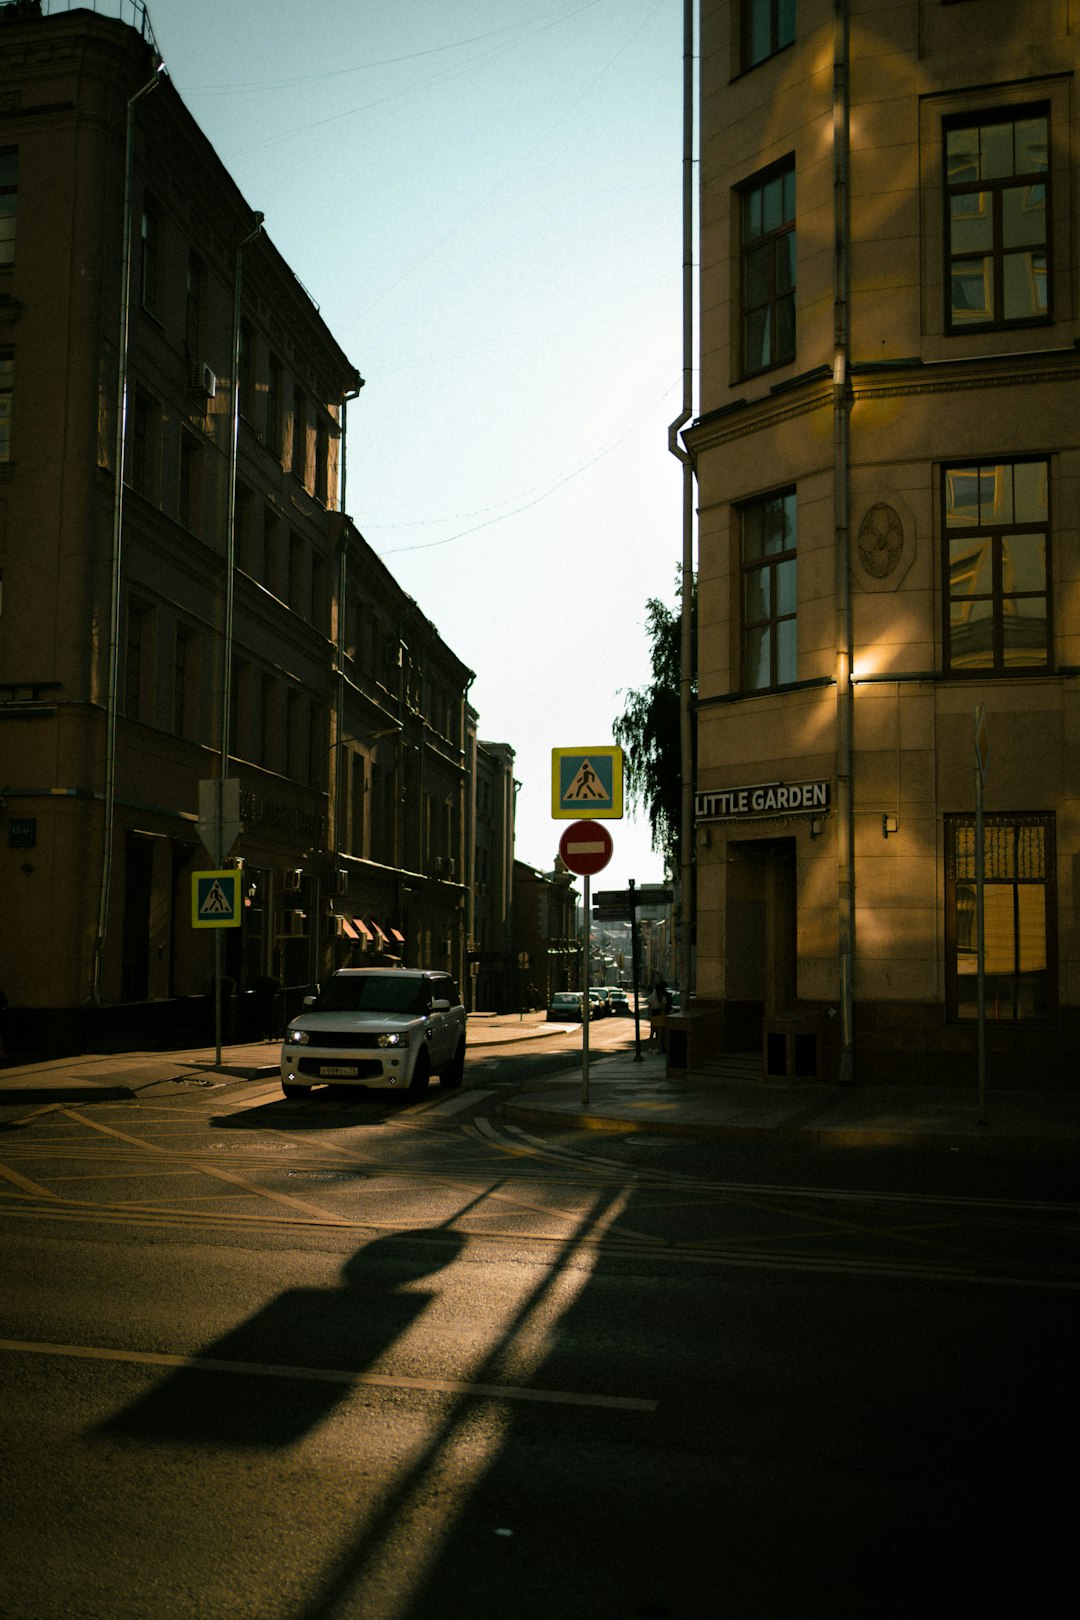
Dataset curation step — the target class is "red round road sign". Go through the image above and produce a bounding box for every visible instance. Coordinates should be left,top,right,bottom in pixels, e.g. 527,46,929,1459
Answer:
558,819,613,877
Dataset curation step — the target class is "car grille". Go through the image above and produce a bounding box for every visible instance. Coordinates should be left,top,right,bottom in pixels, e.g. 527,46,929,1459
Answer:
301,1030,383,1049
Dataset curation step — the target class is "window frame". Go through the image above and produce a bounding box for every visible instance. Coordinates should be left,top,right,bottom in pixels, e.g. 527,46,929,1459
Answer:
0,147,17,270
740,487,798,692
738,157,796,380
739,0,795,74
0,347,12,462
944,813,1057,1023
941,457,1051,675
140,197,161,318
943,105,1051,334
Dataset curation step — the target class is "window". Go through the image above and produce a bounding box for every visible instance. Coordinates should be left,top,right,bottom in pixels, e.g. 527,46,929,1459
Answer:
128,389,161,500
741,0,795,72
946,815,1056,1021
140,199,160,316
943,459,1049,672
315,420,329,504
238,320,255,421
0,348,12,461
0,149,17,268
288,530,305,607
185,252,203,358
173,624,196,738
261,509,278,593
178,431,199,531
945,110,1049,330
741,489,797,690
267,356,282,453
740,159,796,376
124,600,151,720
291,387,306,483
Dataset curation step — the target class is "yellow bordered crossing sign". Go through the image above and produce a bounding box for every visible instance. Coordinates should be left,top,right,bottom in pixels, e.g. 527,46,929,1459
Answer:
551,746,624,820
191,870,241,929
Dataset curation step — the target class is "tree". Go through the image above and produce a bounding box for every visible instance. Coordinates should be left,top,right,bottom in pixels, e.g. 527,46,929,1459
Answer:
613,570,696,875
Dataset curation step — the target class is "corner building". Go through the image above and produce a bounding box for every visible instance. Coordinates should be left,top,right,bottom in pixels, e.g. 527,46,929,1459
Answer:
686,1,1079,1084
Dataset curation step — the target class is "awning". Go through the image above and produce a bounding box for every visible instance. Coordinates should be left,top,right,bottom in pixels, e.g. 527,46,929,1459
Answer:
350,916,374,941
338,916,361,941
389,927,405,944
368,920,389,945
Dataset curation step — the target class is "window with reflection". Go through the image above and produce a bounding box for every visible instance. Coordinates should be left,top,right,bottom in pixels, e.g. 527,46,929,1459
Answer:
945,110,1049,330
946,815,1056,1022
741,489,797,690
740,158,796,376
943,458,1049,672
741,0,795,71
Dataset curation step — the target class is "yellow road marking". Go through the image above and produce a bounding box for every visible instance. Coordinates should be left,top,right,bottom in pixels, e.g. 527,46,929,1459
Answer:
0,1161,60,1199
0,1336,657,1412
59,1109,343,1222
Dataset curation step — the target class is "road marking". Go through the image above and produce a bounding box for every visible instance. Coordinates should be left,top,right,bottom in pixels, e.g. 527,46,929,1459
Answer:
0,1337,657,1412
0,1160,60,1199
58,1109,344,1222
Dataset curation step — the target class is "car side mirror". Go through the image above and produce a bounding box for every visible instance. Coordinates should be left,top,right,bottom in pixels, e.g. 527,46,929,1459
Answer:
431,998,451,1012
302,994,316,1007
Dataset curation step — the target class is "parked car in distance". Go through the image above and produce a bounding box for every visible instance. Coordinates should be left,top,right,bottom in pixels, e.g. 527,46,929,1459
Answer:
547,991,585,1023
280,968,466,1100
605,988,631,1016
588,988,612,1017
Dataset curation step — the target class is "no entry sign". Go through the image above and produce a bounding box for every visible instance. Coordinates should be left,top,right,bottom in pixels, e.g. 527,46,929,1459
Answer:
558,820,613,877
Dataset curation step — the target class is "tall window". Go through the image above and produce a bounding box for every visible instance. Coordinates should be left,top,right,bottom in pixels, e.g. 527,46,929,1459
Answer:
178,431,199,531
173,624,195,737
267,356,282,453
741,489,797,690
124,601,149,720
943,459,1049,672
315,420,329,505
128,389,160,500
238,320,255,421
0,149,17,268
291,387,306,483
0,349,12,461
946,815,1055,1021
140,199,160,315
740,159,796,376
945,110,1049,330
741,0,795,72
185,252,203,358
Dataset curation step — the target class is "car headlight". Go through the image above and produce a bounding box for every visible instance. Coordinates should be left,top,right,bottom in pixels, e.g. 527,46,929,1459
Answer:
287,1030,310,1045
377,1031,410,1049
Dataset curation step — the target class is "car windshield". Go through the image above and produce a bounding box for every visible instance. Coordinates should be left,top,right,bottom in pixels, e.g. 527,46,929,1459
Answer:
314,974,431,1015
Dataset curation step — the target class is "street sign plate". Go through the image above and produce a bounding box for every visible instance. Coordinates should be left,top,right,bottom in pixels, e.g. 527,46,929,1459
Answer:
191,870,241,929
551,747,624,819
198,778,242,866
558,819,613,876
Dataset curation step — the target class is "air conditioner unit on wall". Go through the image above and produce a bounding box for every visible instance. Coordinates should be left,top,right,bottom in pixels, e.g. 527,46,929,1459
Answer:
279,911,306,937
283,868,303,893
188,361,217,398
337,868,349,896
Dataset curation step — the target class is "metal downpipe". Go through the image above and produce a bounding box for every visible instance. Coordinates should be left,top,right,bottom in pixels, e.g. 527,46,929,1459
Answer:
833,1,855,1080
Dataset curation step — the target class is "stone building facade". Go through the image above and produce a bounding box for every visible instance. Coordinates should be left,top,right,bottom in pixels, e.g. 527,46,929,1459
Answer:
0,4,481,1051
686,1,1078,1083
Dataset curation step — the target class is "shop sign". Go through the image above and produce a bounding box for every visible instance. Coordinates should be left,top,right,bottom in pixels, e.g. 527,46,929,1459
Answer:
696,779,830,822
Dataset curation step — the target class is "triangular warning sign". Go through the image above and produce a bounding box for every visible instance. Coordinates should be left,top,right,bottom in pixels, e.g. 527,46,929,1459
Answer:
563,758,609,803
200,880,232,915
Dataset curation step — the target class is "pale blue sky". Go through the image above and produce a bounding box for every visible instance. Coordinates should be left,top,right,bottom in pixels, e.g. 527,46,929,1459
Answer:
145,0,687,892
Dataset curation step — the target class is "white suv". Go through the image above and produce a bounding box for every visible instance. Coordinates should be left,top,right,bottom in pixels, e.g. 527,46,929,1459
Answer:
280,968,467,1100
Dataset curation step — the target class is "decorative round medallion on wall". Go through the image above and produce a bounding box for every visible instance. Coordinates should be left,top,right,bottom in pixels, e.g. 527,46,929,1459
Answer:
856,503,904,579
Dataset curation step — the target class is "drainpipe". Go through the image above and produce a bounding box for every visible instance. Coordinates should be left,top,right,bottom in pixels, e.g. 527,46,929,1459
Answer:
221,211,264,780
667,0,695,1001
92,57,166,1007
833,1,855,1080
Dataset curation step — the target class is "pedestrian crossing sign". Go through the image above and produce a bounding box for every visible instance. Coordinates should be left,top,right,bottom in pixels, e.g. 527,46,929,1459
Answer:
551,746,624,820
191,870,241,929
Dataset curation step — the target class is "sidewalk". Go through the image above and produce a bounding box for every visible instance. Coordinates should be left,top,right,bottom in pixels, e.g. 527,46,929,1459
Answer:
1,1013,1077,1152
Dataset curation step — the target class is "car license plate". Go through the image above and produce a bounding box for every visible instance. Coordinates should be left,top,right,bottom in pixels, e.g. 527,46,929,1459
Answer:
319,1065,358,1078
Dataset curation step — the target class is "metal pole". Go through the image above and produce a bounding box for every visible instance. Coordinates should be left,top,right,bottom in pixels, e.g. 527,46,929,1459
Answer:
630,878,643,1060
582,874,591,1105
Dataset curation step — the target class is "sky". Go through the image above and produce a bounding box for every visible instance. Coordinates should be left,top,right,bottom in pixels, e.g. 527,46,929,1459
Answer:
143,0,688,895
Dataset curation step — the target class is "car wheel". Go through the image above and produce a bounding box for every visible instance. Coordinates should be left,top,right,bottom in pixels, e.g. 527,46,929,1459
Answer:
439,1042,466,1090
282,1081,311,1100
407,1051,431,1098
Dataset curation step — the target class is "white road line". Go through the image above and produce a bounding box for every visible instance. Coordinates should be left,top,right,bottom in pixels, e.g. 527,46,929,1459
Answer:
0,1337,657,1412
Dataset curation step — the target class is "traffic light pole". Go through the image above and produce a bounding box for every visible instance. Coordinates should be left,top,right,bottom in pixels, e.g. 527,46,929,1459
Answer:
582,874,591,1106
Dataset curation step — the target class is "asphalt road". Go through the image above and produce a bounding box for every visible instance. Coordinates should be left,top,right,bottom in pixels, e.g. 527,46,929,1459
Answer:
2,1026,1077,1619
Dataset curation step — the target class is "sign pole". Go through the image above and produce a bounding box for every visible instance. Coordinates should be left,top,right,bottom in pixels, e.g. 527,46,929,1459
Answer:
629,879,643,1061
582,874,591,1105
